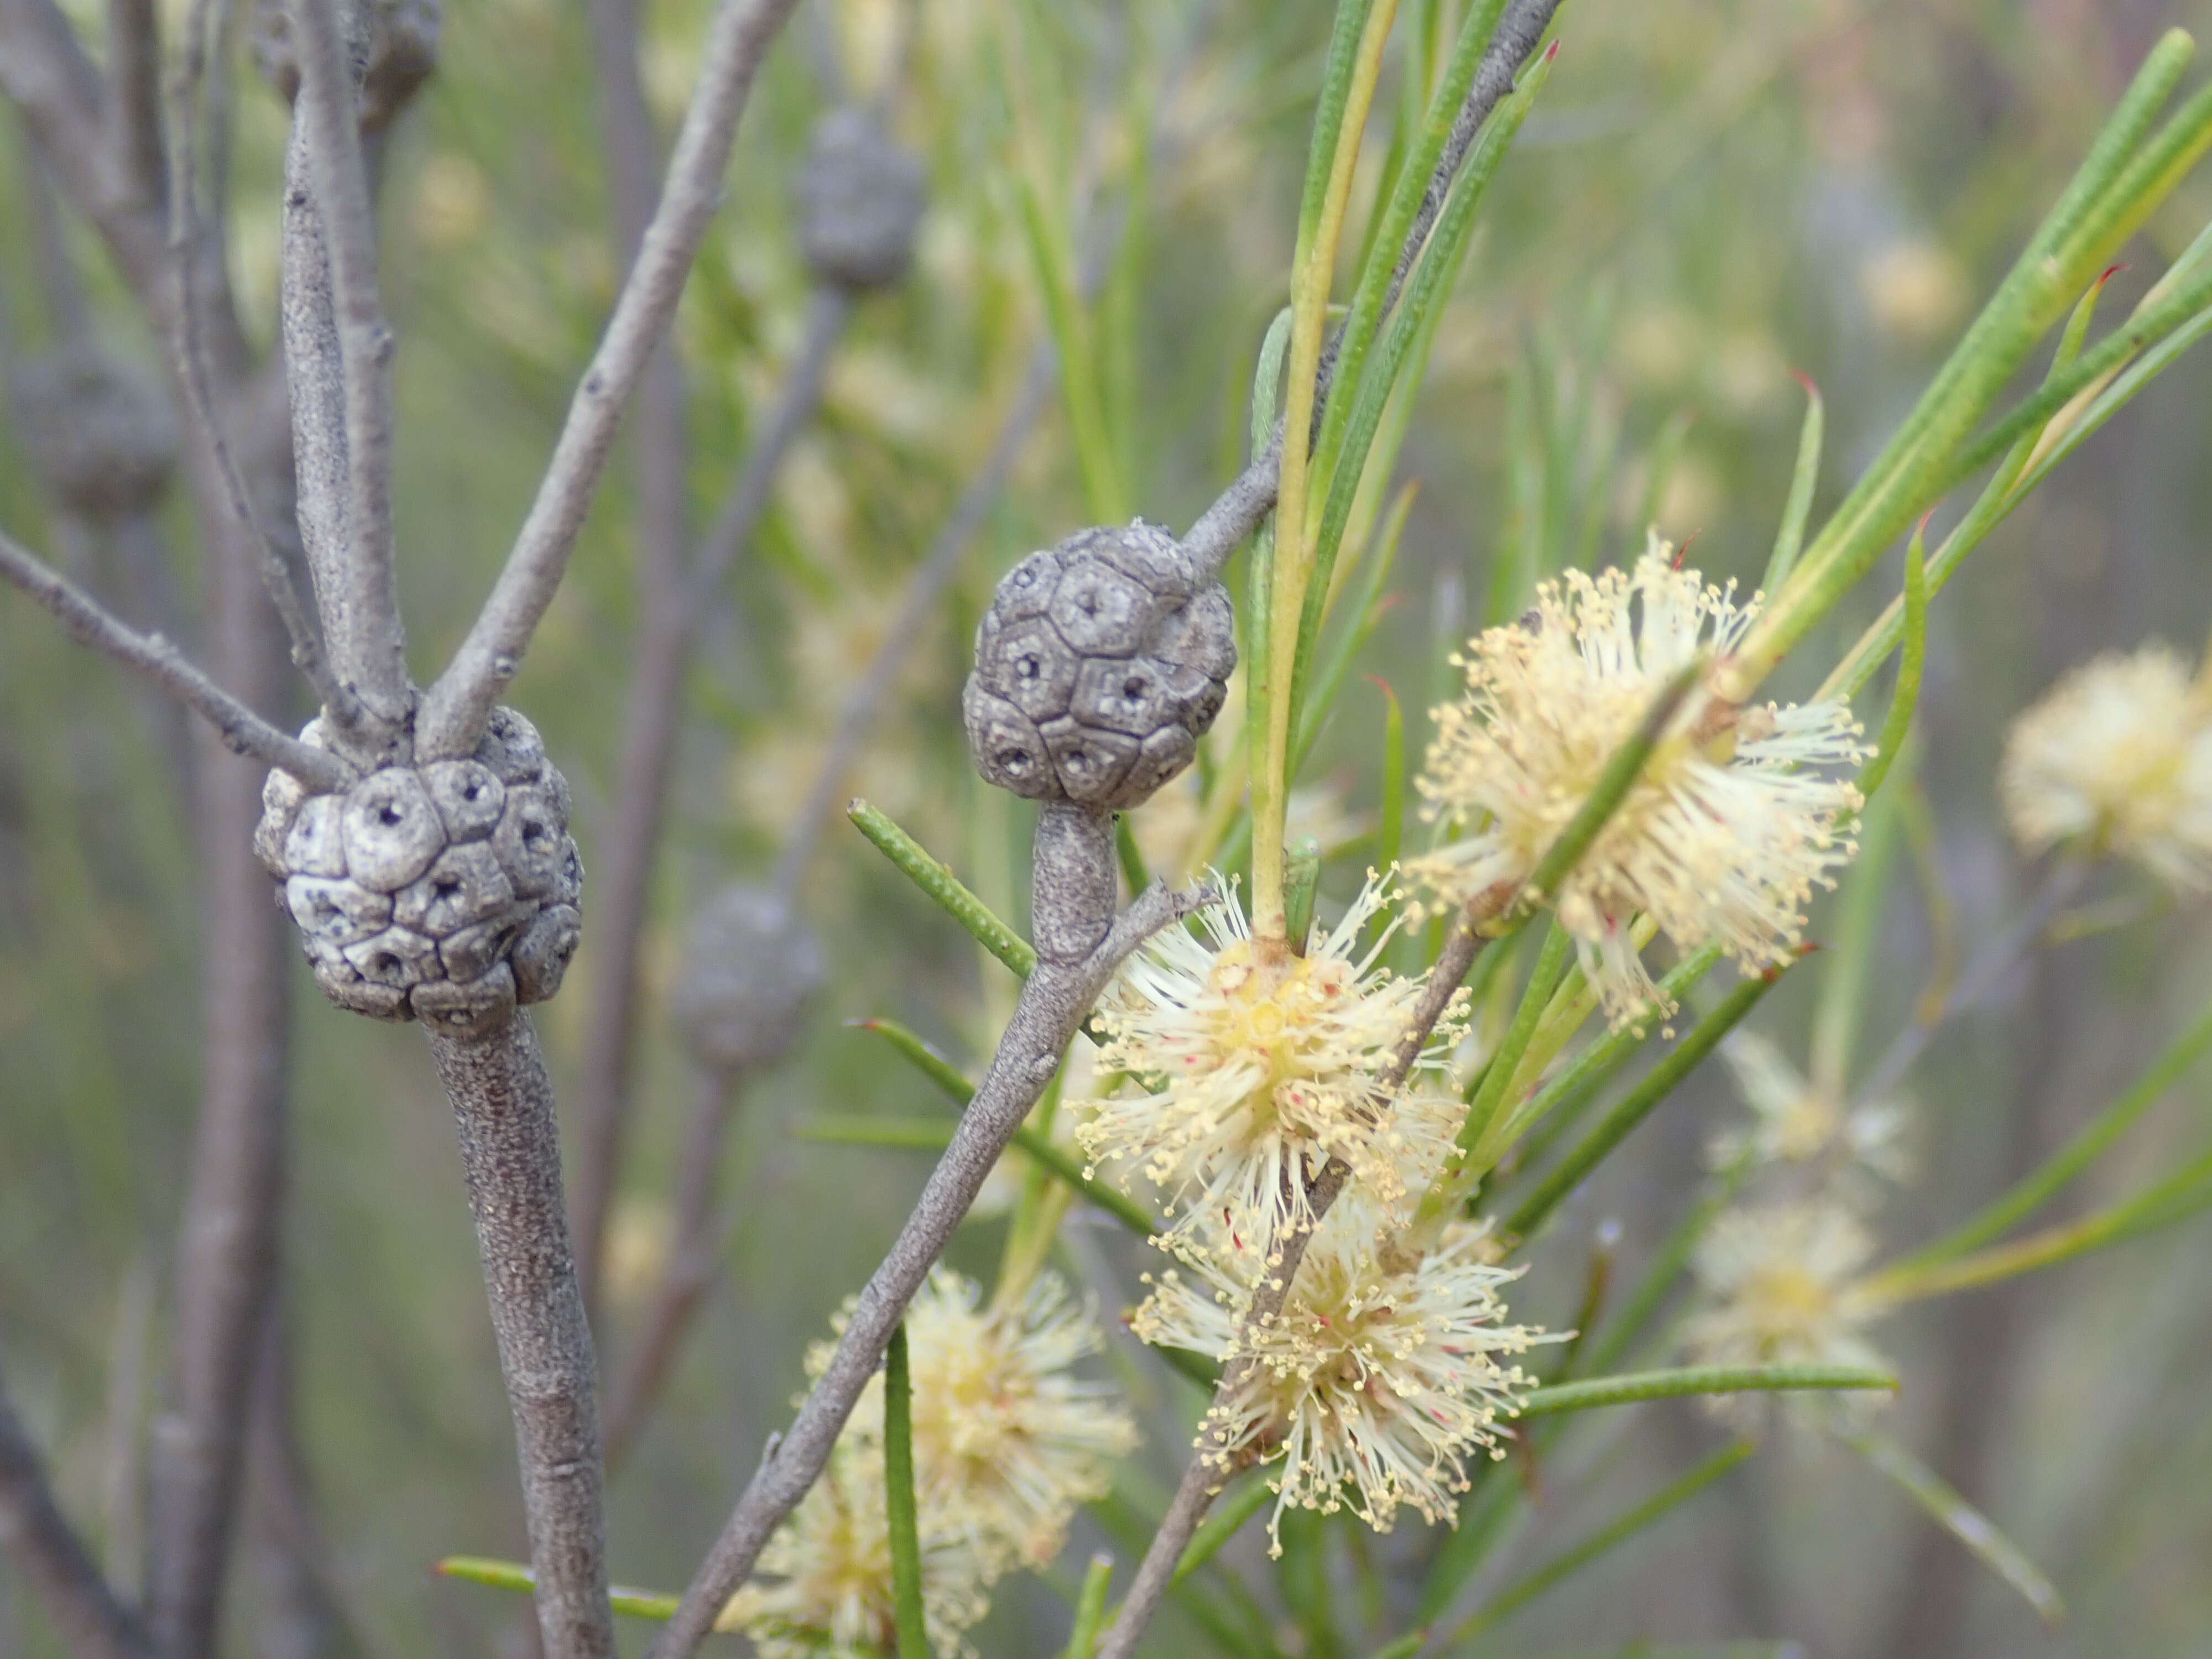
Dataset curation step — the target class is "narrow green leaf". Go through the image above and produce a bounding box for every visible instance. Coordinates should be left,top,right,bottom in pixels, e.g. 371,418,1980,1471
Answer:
1838,1428,2064,1625
850,801,1035,979
1014,173,1125,522
1504,963,1796,1243
852,1018,975,1107
1444,1442,1753,1644
885,1325,931,1659
1489,947,1726,1177
1891,994,2212,1270
1860,1136,2212,1306
1514,1364,1898,1420
1375,677,1405,874
1366,1632,1429,1659
434,1557,682,1623
1061,1554,1115,1659
1521,658,1703,908
1760,376,1824,596
1292,44,1556,735
1296,1,1383,255
1851,525,1926,812
1433,924,1574,1219
1291,480,1416,778
797,1110,1162,1239
1173,1471,1274,1583
1116,813,1151,896
1285,837,1324,951
1810,779,1905,1103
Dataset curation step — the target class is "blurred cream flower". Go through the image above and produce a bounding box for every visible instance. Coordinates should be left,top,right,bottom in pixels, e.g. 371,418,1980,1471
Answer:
2001,644,2212,891
1411,542,1866,1025
1077,875,1464,1267
598,1196,672,1311
1131,1217,1547,1550
845,1269,1134,1570
716,1437,989,1657
1712,1029,1910,1191
411,154,490,251
1859,240,1969,345
1684,1202,1886,1376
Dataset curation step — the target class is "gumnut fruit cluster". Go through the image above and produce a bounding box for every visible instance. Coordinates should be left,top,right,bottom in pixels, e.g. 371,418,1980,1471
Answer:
671,884,826,1074
251,0,442,136
254,707,583,1039
794,108,926,291
14,346,178,523
963,521,1237,811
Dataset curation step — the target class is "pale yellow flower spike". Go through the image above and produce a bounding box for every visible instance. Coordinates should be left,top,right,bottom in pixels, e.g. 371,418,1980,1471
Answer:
2001,643,2212,891
1131,1211,1553,1551
1411,540,1867,1026
1074,873,1468,1271
1684,1201,1891,1404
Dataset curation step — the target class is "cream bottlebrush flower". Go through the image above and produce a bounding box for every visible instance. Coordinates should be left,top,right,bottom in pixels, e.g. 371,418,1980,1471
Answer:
717,1437,990,1658
1076,875,1464,1267
1411,540,1867,1024
844,1267,1136,1572
1683,1201,1886,1378
1130,1216,1548,1550
1710,1029,1910,1191
2001,644,2212,891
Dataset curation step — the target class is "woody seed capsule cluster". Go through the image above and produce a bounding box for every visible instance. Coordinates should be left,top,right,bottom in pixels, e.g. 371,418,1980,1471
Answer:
795,109,926,292
254,707,583,1038
14,347,178,523
251,0,442,135
671,884,826,1073
963,521,1237,812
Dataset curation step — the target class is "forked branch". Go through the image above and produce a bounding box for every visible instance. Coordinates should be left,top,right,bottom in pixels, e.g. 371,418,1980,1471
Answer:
0,529,348,788
417,0,808,759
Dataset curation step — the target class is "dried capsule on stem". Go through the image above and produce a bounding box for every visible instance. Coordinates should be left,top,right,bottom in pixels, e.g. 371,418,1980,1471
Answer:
13,346,178,523
794,108,926,291
254,706,583,1036
671,884,826,1073
251,0,443,136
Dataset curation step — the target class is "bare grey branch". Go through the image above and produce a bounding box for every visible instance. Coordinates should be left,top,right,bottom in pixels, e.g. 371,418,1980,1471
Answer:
0,527,351,788
641,872,1206,1659
285,0,409,717
416,0,807,760
427,1014,615,1659
0,1357,158,1659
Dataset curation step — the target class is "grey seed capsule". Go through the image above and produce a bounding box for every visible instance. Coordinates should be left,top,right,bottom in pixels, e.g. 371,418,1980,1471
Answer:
671,885,825,1073
421,759,505,841
394,842,515,936
341,769,446,892
795,109,925,291
286,877,393,951
312,962,410,1021
283,795,349,880
509,905,582,1005
964,522,1237,810
473,706,547,785
343,925,443,990
493,785,568,899
14,347,177,522
412,963,518,1042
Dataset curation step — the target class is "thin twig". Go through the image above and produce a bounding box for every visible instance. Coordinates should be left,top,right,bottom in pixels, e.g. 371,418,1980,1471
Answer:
103,0,166,209
642,876,1209,1659
1853,856,2086,1107
427,1016,617,1659
416,0,808,760
566,0,702,1314
770,345,1055,896
169,0,358,727
570,281,853,1306
0,527,350,787
248,1308,373,1659
0,1357,157,1659
690,285,856,603
600,1066,744,1468
1094,909,1488,1659
285,0,409,717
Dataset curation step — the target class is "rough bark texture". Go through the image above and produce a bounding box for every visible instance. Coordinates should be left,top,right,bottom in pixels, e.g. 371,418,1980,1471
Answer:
427,1016,615,1659
641,858,1198,1659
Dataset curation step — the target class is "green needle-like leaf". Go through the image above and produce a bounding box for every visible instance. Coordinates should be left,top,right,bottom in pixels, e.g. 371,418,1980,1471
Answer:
1443,1442,1754,1645
852,1018,976,1107
1515,1364,1898,1419
851,801,1035,979
885,1325,931,1659
1889,994,2212,1270
1852,524,1926,809
1375,677,1405,874
1505,958,1793,1243
434,1557,682,1622
1760,374,1824,594
1061,1554,1115,1659
1837,1428,2064,1624
1173,1470,1275,1583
